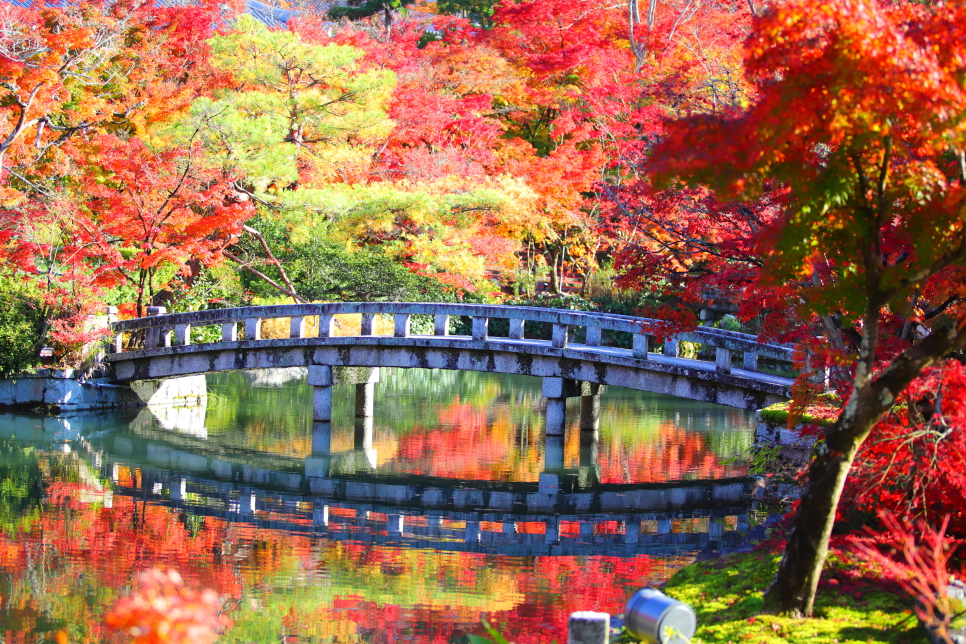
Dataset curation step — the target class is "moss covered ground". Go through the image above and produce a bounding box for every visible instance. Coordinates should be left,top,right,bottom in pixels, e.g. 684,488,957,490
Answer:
647,550,928,644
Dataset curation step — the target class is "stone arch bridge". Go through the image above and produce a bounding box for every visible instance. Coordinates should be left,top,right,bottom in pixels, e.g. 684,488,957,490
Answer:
105,303,794,472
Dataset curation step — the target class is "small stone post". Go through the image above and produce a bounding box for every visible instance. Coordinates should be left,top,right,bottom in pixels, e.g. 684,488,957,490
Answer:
567,612,610,644
144,306,166,349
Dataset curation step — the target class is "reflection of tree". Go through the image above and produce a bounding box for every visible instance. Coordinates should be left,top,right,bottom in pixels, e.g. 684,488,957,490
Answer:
199,369,754,483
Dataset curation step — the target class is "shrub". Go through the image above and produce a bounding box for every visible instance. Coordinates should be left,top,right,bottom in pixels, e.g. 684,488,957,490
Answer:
0,274,46,376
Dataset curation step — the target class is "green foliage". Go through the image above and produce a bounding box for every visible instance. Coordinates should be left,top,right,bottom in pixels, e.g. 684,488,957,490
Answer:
329,0,416,21
0,443,44,536
181,15,394,197
652,551,927,643
436,0,500,27
237,217,464,303
0,275,46,376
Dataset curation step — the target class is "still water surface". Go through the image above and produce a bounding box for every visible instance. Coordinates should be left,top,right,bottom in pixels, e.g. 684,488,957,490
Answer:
0,369,755,643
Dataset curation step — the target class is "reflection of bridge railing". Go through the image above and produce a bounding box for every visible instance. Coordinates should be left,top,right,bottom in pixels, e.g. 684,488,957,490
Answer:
105,461,753,557
106,303,794,410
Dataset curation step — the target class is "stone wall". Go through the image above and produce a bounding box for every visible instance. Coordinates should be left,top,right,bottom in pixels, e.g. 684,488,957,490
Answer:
0,370,206,412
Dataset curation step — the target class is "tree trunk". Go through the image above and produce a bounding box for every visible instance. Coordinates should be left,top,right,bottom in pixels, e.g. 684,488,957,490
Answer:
548,247,560,294
761,417,870,615
763,315,966,615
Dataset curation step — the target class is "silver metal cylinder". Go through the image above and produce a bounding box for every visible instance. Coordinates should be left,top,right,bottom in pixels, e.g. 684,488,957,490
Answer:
624,587,696,644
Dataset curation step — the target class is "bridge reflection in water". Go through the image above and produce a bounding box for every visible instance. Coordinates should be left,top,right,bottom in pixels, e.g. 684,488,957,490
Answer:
76,368,757,556
0,368,761,642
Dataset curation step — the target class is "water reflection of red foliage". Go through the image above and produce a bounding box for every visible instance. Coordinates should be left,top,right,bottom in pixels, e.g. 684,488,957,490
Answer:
0,474,686,644
598,424,742,484
394,400,744,484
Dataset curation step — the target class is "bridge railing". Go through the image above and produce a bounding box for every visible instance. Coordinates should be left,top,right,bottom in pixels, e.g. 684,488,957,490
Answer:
109,302,795,376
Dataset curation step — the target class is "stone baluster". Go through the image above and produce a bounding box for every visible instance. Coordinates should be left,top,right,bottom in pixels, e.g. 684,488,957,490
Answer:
663,335,680,357
221,322,238,342
545,516,560,544
360,312,376,336
633,333,649,359
472,316,489,341
552,323,569,349
394,313,410,338
244,316,262,341
317,313,334,338
387,514,404,536
314,505,330,528
144,306,166,349
433,314,449,336
173,323,191,346
743,351,758,371
106,306,123,354
584,325,602,347
715,347,732,373
289,316,306,339
509,318,525,340
465,520,481,543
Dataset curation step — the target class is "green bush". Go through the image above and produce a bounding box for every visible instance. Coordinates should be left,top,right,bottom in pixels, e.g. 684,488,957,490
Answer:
0,275,46,376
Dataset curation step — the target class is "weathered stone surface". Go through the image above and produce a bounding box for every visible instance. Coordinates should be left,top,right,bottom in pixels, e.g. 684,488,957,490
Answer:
568,611,610,644
0,370,203,412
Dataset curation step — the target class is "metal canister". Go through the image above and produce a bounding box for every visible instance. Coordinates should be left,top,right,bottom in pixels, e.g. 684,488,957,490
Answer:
623,587,696,643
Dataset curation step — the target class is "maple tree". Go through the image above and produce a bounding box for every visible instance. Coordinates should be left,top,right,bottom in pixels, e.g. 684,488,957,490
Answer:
69,134,252,318
648,0,966,616
0,0,235,354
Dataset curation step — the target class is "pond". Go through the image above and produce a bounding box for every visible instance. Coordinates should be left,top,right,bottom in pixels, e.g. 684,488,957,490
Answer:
0,369,757,643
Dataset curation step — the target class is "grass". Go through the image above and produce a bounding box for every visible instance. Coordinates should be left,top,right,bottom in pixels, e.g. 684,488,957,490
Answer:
758,399,840,428
645,550,929,644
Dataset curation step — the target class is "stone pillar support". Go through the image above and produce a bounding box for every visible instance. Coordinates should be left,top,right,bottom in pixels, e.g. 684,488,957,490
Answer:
545,433,565,471
715,347,732,373
309,365,332,422
354,416,374,452
545,398,567,436
579,424,599,468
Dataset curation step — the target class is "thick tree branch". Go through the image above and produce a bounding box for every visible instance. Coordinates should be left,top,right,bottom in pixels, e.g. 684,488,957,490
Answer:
223,250,307,303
